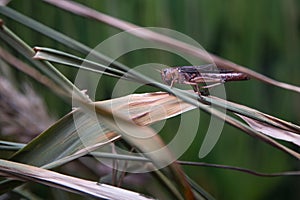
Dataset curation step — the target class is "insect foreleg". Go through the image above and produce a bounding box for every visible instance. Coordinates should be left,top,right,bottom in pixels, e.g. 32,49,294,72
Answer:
170,79,175,88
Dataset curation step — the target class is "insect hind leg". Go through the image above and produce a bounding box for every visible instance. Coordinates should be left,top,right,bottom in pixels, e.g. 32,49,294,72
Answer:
192,85,211,105
183,81,211,104
202,82,223,89
192,85,209,96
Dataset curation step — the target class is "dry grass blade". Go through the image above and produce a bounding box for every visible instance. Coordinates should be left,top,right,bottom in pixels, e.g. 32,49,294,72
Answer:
89,102,195,200
208,96,300,133
33,46,299,161
0,159,155,200
237,114,300,147
35,2,300,159
97,92,196,126
0,22,195,199
32,32,300,163
98,92,300,159
44,0,300,94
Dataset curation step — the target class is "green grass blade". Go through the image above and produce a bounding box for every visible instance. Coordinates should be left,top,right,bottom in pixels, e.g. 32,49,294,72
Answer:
0,22,86,101
0,141,25,150
0,21,195,197
15,0,298,160
33,45,300,160
33,47,137,82
0,109,120,193
0,6,127,72
44,0,300,94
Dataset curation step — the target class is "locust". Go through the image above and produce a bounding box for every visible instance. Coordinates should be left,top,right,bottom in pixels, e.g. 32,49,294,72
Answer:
161,64,249,96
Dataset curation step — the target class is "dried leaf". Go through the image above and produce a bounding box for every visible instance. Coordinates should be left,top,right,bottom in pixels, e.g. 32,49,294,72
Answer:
97,92,196,126
0,159,154,200
237,114,300,147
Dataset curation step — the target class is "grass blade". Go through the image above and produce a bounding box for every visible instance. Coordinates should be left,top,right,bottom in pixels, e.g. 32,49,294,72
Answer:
33,47,138,82
0,6,128,71
0,159,155,200
0,20,195,198
237,114,300,146
44,0,300,94
0,21,86,101
33,46,300,159
5,2,291,155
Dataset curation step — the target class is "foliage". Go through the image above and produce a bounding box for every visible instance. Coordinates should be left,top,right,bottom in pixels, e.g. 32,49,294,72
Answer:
0,0,299,199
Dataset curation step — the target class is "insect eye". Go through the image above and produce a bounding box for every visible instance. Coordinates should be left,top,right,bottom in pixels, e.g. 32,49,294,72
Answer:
162,69,168,75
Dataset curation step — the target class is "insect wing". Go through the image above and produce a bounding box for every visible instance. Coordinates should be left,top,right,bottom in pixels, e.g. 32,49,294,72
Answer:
178,64,234,74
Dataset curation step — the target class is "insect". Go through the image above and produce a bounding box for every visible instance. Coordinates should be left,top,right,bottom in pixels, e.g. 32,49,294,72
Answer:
161,64,249,95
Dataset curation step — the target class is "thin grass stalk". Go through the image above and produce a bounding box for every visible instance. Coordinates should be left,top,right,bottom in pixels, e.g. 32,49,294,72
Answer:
32,47,140,83
0,47,64,95
5,141,297,179
37,0,300,159
0,22,87,102
43,0,300,94
33,47,300,159
4,0,291,161
0,24,195,199
33,47,300,135
0,14,300,159
0,6,129,72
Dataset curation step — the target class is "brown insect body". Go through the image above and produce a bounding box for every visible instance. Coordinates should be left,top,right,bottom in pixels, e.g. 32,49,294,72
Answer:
161,64,249,94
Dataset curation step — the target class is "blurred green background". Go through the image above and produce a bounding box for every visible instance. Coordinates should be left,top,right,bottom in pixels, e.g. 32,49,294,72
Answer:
1,0,300,199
